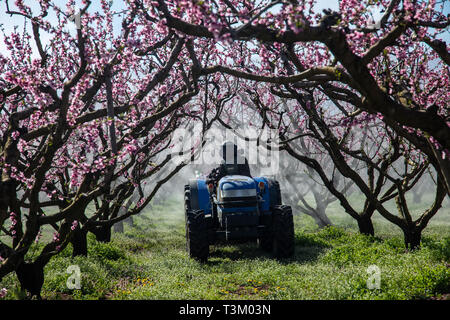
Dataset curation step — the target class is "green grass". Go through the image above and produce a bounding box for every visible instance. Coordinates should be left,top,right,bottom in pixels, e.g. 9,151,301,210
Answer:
1,194,449,300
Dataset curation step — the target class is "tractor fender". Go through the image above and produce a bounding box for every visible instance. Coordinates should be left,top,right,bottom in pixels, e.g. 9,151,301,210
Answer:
253,177,271,213
188,179,212,215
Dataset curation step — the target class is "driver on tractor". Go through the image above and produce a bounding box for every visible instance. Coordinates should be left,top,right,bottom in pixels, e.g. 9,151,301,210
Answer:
206,141,251,189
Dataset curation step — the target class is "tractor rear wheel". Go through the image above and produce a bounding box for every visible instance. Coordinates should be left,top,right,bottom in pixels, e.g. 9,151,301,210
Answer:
272,205,295,259
268,179,282,206
259,180,282,252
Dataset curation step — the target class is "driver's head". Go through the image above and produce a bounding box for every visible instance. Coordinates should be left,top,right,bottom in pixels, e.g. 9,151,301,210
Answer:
221,141,238,162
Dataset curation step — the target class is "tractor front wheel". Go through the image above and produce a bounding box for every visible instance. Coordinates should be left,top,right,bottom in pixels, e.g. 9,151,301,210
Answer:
258,221,273,252
272,205,295,259
186,209,209,262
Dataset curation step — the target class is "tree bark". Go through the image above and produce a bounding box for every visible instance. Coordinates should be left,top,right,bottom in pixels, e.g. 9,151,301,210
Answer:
309,207,332,228
93,225,111,243
71,225,88,257
113,221,124,233
403,228,422,250
15,261,44,299
125,215,134,227
315,205,332,227
357,215,375,236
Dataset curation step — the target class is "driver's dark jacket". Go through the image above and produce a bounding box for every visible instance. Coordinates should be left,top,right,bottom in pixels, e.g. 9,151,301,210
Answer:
206,158,251,186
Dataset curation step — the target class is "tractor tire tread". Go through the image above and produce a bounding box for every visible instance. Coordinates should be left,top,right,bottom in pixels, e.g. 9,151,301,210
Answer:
272,205,295,259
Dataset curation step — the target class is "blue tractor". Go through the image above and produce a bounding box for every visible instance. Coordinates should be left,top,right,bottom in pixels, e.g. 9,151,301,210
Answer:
184,175,295,262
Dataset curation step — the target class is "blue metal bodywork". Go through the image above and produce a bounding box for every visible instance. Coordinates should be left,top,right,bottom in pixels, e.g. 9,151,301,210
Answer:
218,175,256,214
189,175,273,216
196,179,212,215
253,177,271,214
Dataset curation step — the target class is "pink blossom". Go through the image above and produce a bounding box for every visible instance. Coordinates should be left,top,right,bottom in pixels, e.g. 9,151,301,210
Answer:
71,220,79,231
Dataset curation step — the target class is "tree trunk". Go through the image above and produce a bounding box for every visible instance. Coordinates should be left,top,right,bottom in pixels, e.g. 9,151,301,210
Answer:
15,261,44,299
314,206,332,228
114,197,135,232
403,228,422,250
94,225,111,243
357,215,375,236
313,216,329,228
113,221,124,233
125,215,134,227
305,206,332,228
71,226,88,257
